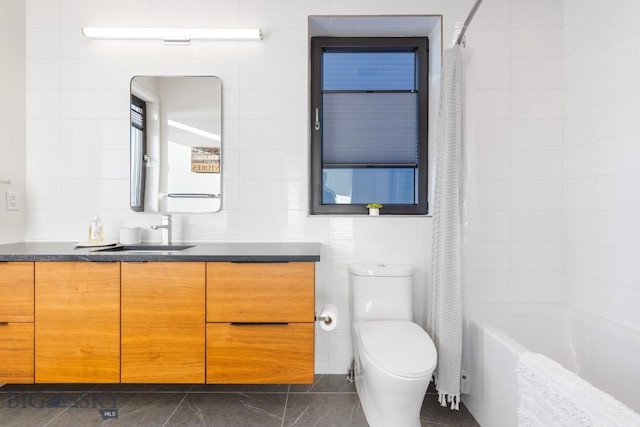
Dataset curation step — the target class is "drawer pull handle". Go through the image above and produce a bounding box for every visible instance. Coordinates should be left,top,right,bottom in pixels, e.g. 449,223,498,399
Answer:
230,261,289,264
0,322,8,326
230,322,288,326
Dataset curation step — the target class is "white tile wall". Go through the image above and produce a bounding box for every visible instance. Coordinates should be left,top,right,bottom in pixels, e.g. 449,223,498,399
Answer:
0,1,27,244
564,0,640,331
481,272,510,301
476,150,510,180
510,119,562,150
473,59,510,89
510,29,563,58
511,211,562,242
511,181,562,211
511,0,563,29
474,119,510,150
466,28,511,59
510,271,562,301
469,0,563,305
510,151,561,181
475,89,511,119
511,241,562,272
511,59,563,89
475,181,510,211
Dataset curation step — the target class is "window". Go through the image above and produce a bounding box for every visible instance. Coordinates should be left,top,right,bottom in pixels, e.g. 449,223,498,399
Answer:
310,37,429,215
130,95,146,212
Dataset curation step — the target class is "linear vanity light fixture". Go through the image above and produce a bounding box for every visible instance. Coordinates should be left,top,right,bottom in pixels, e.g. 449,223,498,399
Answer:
81,27,262,43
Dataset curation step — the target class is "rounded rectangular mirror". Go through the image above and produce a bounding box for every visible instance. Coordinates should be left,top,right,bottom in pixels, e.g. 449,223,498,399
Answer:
130,76,222,213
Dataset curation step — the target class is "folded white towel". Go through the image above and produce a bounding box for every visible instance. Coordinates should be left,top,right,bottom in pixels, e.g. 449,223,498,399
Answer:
516,352,640,427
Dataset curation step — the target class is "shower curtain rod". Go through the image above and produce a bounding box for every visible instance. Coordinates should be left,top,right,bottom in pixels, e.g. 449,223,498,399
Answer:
456,0,484,45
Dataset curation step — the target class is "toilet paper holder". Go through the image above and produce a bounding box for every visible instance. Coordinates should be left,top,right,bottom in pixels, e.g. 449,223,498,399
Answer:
315,314,334,326
315,303,338,331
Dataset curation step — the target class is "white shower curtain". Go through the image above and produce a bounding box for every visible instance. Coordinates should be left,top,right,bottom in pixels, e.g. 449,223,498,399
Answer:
428,44,464,410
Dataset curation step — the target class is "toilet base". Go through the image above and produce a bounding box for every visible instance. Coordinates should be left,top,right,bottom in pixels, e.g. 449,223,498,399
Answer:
354,351,430,427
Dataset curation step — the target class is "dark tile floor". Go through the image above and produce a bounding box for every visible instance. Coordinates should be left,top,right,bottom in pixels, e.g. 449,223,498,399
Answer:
0,375,480,426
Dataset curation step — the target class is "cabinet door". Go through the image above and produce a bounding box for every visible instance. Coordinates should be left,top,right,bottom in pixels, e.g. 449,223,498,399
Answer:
0,262,34,322
0,262,34,383
35,262,120,383
207,323,314,384
121,262,205,383
207,262,315,323
0,323,34,383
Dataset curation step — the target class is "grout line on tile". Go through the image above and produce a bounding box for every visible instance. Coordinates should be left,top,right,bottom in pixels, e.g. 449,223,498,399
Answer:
42,388,95,427
161,385,194,427
281,384,291,427
287,391,357,394
188,390,290,394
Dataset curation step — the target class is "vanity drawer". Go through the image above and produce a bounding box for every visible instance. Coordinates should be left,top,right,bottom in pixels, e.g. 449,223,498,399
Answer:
206,262,314,323
0,262,34,322
0,322,34,383
206,322,314,384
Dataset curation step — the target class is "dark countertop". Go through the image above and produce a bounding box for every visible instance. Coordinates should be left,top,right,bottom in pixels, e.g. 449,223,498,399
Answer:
0,242,321,263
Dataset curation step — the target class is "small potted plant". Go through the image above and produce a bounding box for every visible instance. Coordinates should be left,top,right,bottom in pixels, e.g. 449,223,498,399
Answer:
366,203,383,216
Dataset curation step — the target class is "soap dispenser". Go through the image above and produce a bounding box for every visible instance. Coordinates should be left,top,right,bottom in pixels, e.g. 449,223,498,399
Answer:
89,213,104,244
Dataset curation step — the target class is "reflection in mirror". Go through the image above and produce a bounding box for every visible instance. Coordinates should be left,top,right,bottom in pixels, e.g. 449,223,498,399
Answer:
130,76,222,213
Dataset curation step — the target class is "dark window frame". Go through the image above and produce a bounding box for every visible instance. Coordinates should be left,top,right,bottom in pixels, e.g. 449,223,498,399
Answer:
310,36,429,215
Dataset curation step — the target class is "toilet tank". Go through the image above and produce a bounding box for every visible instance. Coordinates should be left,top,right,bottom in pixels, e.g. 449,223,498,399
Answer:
348,263,414,323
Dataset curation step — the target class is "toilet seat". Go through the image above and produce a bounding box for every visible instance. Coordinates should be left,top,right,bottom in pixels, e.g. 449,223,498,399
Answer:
359,320,437,379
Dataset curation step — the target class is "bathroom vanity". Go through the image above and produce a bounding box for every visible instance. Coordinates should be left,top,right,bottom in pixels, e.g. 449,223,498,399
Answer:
0,242,320,385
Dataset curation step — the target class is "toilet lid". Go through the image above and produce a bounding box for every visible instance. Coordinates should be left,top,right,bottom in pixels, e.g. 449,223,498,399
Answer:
359,321,437,379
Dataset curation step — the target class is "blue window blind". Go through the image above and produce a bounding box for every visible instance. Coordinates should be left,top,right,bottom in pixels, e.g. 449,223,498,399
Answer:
322,92,418,165
323,52,416,91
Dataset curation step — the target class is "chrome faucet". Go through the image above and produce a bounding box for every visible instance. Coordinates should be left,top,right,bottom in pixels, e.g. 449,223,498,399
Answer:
151,214,172,245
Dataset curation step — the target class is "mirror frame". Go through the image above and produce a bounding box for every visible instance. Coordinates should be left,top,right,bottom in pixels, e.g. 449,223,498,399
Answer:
130,75,222,214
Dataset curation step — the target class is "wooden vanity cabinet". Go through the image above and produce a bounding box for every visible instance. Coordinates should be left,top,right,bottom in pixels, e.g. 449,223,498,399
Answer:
206,262,315,384
0,262,34,383
34,262,120,383
121,262,205,383
1,255,315,385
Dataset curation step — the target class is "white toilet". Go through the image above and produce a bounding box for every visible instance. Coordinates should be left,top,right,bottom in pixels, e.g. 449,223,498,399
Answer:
349,263,437,427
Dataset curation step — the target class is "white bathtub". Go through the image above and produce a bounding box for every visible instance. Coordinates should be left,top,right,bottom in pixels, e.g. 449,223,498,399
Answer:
462,302,640,427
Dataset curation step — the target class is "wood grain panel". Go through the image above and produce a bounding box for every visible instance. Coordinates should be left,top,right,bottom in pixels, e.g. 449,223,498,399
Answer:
121,262,205,383
206,262,315,323
0,262,34,322
206,323,314,384
0,323,34,383
35,262,120,383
